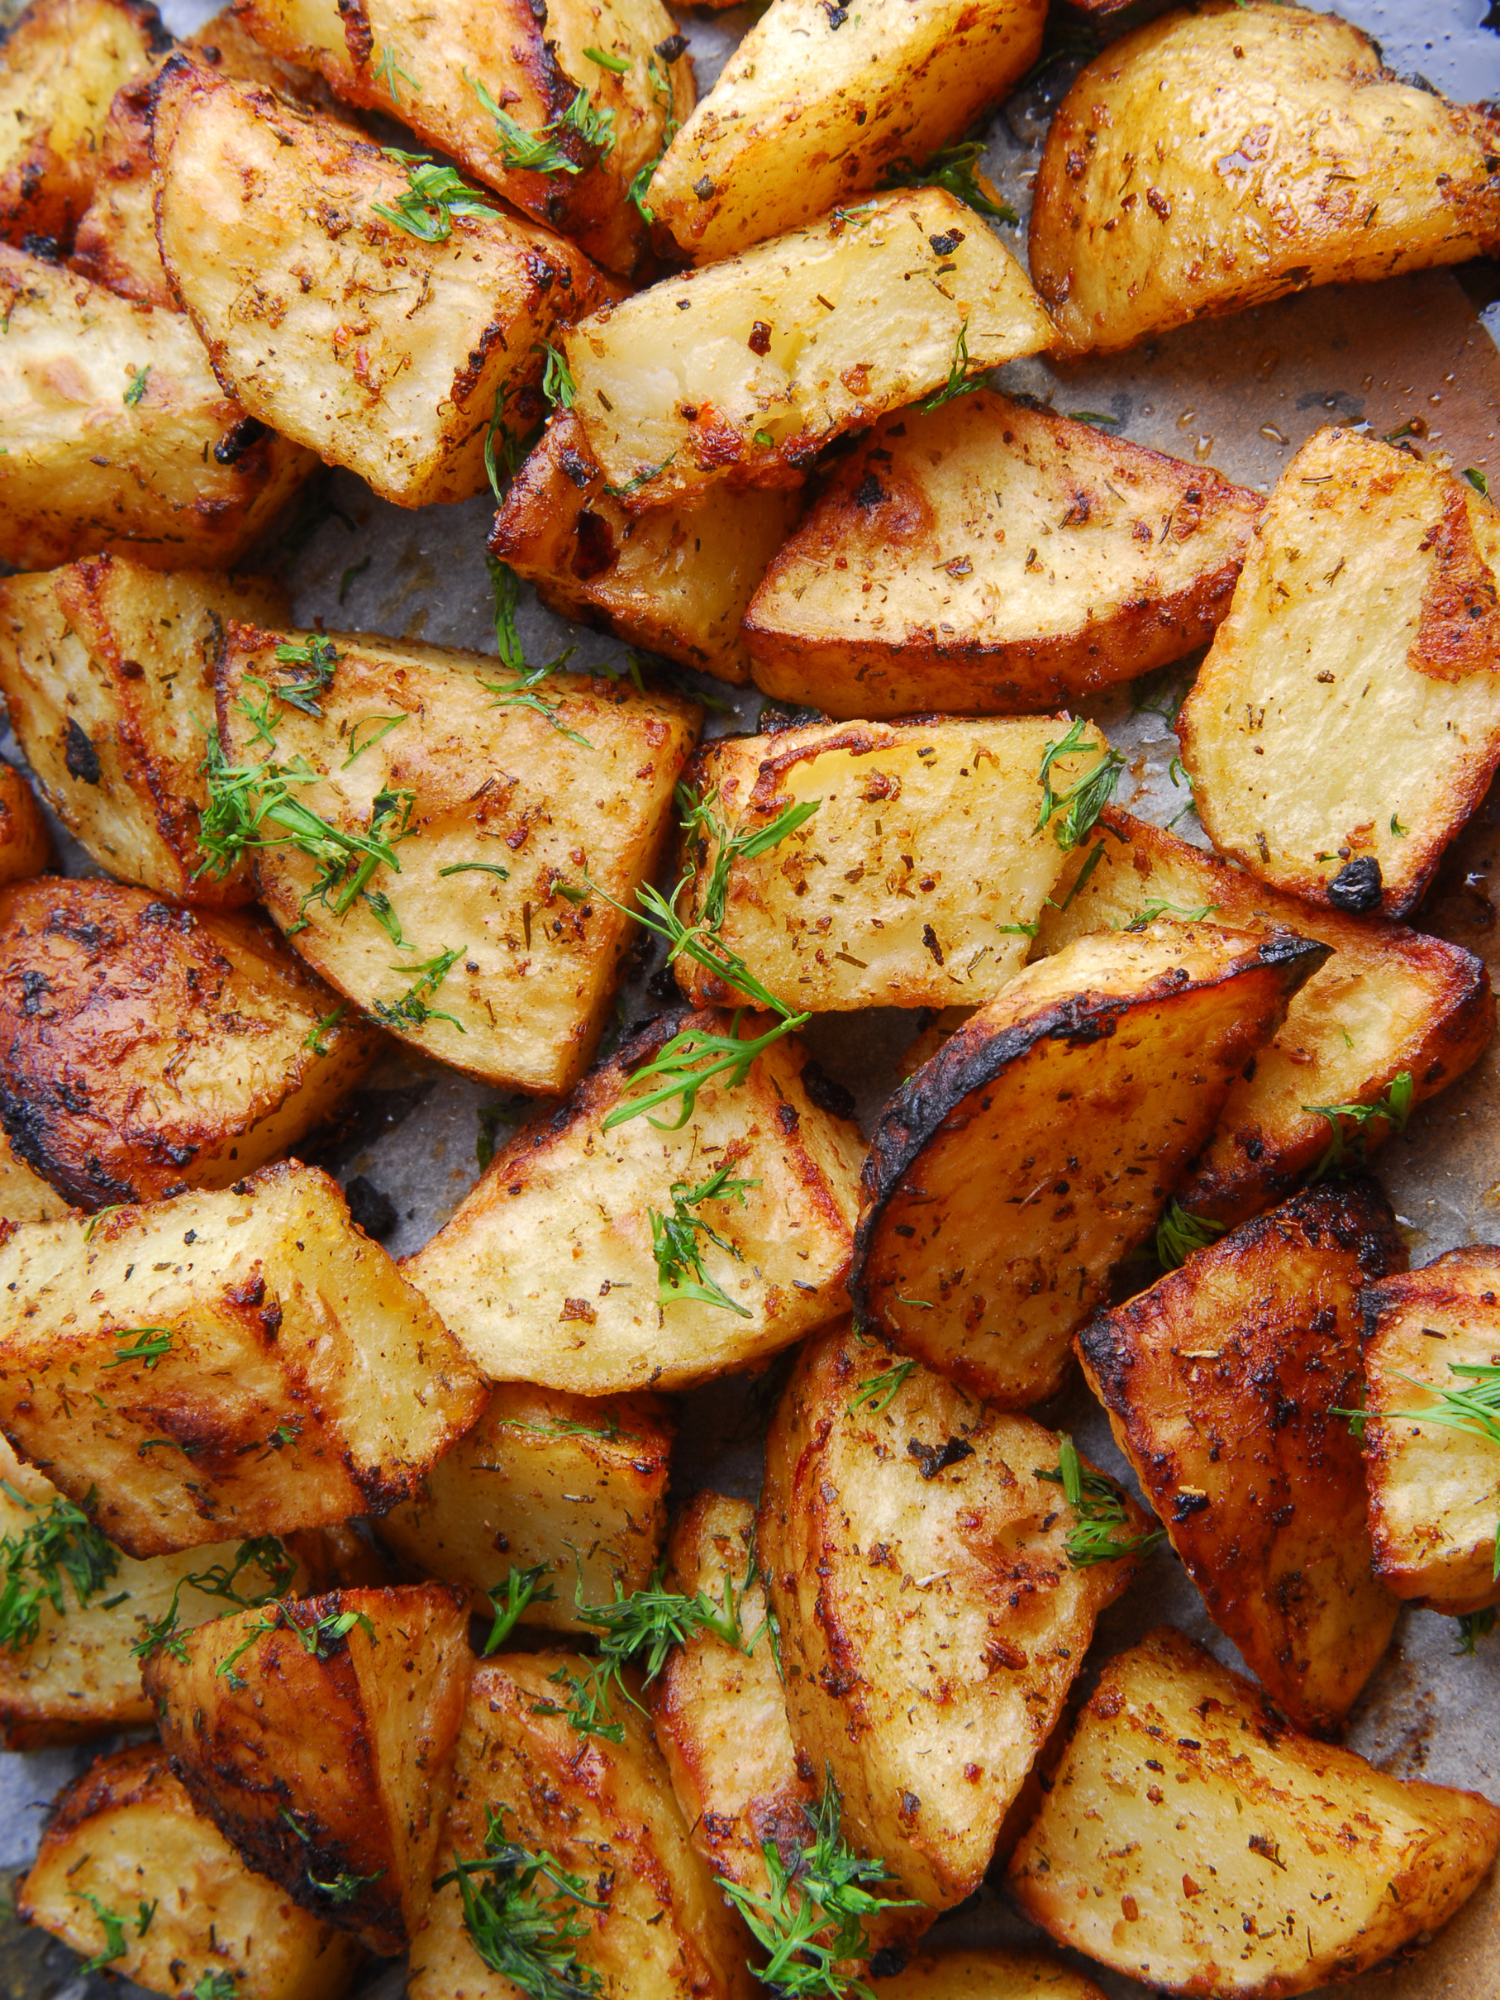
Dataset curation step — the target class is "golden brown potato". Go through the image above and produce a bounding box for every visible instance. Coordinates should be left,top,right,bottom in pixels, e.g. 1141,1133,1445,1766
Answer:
851,921,1328,1406
1029,2,1500,359
406,1652,756,2000
490,412,801,686
405,1011,864,1394
67,76,173,306
153,59,619,508
644,0,1042,262
0,245,316,572
0,763,50,885
0,0,166,245
673,717,1107,1014
216,623,699,1093
232,0,693,276
1037,808,1495,1227
18,1742,363,2000
0,1130,67,1225
745,394,1262,717
1078,1179,1403,1737
1362,1248,1500,1616
564,189,1054,514
145,1583,470,1954
873,1952,1108,2000
1178,427,1500,921
379,1381,673,1632
0,1160,488,1557
760,1325,1145,1910
0,556,289,905
1008,1626,1500,1997
0,877,378,1209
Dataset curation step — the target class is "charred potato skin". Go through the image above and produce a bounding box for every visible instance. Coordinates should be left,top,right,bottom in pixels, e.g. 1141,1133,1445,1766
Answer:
1076,1180,1403,1737
68,73,174,305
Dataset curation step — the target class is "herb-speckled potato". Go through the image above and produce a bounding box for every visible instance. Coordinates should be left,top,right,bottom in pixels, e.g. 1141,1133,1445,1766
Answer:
644,0,1042,263
18,1742,363,2000
0,1131,66,1225
0,764,50,886
145,1584,470,1954
1029,2,1500,359
745,394,1262,717
1038,808,1494,1227
0,1161,488,1557
379,1381,673,1631
1078,1180,1403,1737
874,1953,1108,2000
0,557,288,906
217,624,699,1092
1178,427,1500,921
851,922,1328,1406
68,76,173,306
0,246,316,572
153,59,619,508
490,412,800,686
405,1011,864,1394
759,1325,1145,1909
564,189,1054,513
1008,1626,1500,1996
1362,1248,1500,1616
407,1652,756,2000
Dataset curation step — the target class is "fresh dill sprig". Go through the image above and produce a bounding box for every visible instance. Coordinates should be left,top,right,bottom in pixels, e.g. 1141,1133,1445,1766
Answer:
373,946,466,1035
439,1806,605,2000
537,342,577,409
1154,1202,1226,1271
270,635,340,717
650,1161,759,1316
74,1893,129,1973
372,42,419,105
1034,720,1125,853
1456,1607,1498,1654
1123,898,1219,932
878,137,1016,221
132,1536,297,1665
483,1563,556,1655
922,320,978,412
1037,1435,1163,1569
0,1486,119,1654
308,1866,385,1905
846,1358,917,1418
216,1599,376,1683
373,150,498,240
629,47,681,221
190,1971,241,2000
104,1325,173,1369
484,384,532,501
123,365,151,408
1306,1072,1414,1179
1380,1361,1500,1578
467,75,613,174
482,557,589,746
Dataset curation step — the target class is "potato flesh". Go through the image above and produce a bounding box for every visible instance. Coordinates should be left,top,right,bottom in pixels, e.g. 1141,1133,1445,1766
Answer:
1029,2,1500,358
745,393,1261,717
379,1381,673,1630
647,0,1043,261
1007,1625,1500,1997
1177,431,1500,921
872,1951,1107,2000
404,1012,864,1393
564,189,1054,511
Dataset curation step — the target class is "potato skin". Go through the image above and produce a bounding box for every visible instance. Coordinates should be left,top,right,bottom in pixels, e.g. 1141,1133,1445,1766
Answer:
1029,2,1500,358
872,1952,1107,2000
0,764,50,886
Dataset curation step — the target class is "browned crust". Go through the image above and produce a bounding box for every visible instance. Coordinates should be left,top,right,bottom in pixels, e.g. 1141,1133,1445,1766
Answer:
33,1739,175,1839
68,74,174,307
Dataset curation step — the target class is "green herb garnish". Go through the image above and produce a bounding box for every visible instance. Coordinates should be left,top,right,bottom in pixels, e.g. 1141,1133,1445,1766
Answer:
538,342,576,409
1306,1071,1413,1178
123,365,151,408
1456,1607,1498,1654
373,946,466,1034
846,1358,917,1417
270,635,341,718
1154,1201,1226,1271
0,1486,118,1654
1034,719,1125,852
878,138,1016,221
649,1161,759,1317
1379,1362,1500,1578
373,150,497,240
372,43,419,104
483,1563,556,1655
923,319,979,412
132,1536,296,1665
104,1326,173,1369
439,1806,605,2000
1037,1435,1163,1569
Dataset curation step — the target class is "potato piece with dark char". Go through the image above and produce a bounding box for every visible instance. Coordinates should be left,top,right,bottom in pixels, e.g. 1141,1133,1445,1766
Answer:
1029,3,1500,359
1362,1247,1500,1616
0,764,50,886
145,1583,470,1954
851,921,1329,1406
18,1741,363,1999
1077,1179,1403,1737
0,1130,66,1225
0,877,377,1209
1008,1626,1500,1997
379,1381,673,1632
745,394,1261,718
153,59,619,508
67,76,174,307
872,1952,1108,2000
406,1652,756,2000
0,1160,488,1557
0,557,288,906
759,1324,1145,1911
1037,807,1494,1227
490,412,801,686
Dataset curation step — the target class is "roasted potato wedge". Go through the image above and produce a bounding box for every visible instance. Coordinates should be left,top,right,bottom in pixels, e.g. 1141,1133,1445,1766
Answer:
490,412,801,686
18,1742,363,2000
1078,1179,1403,1736
760,1325,1144,1909
644,0,1042,262
745,394,1262,717
0,245,316,571
1178,427,1500,921
232,0,693,276
1008,1625,1500,1996
405,1011,863,1394
407,1651,756,2000
217,624,699,1092
1030,2,1500,359
0,764,50,885
1037,807,1495,1226
673,717,1107,1013
564,189,1054,513
379,1381,673,1632
0,877,378,1209
873,1952,1107,2000
0,1160,488,1557
851,921,1328,1406
145,1583,470,1954
0,1130,66,1224
0,556,288,905
68,75,173,306
1362,1248,1500,1615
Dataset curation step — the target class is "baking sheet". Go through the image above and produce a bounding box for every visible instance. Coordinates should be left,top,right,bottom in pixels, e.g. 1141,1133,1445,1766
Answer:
3,2,1500,1995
